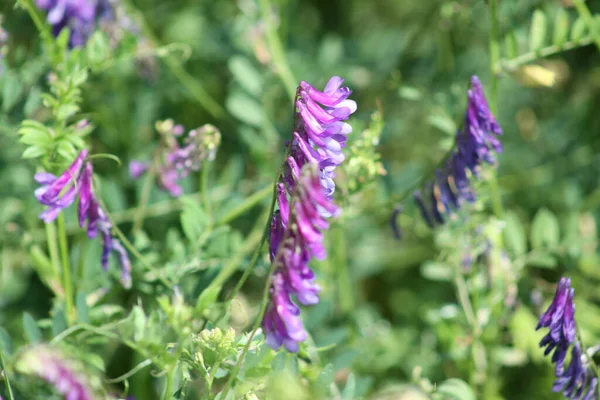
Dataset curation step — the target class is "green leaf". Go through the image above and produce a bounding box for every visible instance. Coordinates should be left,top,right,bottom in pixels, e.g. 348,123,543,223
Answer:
180,197,209,243
503,211,527,255
553,9,570,47
0,327,13,355
525,253,557,269
420,261,452,281
51,308,67,337
226,92,265,127
434,378,476,400
530,208,560,249
529,10,548,52
315,363,335,395
398,86,422,101
2,71,23,112
228,56,263,97
76,291,89,323
22,146,46,159
510,307,545,363
22,313,42,343
342,373,356,400
195,285,221,314
86,32,110,68
571,17,587,41
504,32,519,60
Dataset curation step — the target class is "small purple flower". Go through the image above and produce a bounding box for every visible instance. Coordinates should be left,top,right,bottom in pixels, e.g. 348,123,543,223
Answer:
35,150,132,288
129,123,221,197
537,278,598,399
413,76,502,227
35,149,88,222
128,160,147,178
15,345,97,400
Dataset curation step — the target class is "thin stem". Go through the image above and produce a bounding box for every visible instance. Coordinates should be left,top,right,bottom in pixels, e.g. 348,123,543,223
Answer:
499,37,594,72
572,0,600,51
124,1,225,119
161,368,175,400
131,170,156,235
45,222,61,278
259,0,297,100
106,359,153,383
225,186,277,302
488,0,500,113
20,0,53,46
201,163,212,226
57,214,75,324
0,350,15,400
487,0,505,220
222,258,278,395
218,185,272,226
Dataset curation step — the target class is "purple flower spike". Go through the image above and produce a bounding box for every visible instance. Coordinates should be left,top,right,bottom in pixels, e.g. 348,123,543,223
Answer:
35,150,132,288
413,76,502,227
262,77,354,352
16,345,97,400
537,278,598,399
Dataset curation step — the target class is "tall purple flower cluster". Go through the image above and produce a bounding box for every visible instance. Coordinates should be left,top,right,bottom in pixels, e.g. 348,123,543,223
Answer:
129,122,221,197
35,150,131,288
16,345,97,400
413,76,503,226
262,77,356,352
537,277,598,399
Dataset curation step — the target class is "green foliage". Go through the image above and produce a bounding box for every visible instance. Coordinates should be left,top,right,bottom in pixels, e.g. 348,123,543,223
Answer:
2,0,600,399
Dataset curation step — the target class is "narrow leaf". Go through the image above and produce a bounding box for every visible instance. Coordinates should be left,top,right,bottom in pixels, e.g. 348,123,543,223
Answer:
553,9,570,47
22,313,42,343
529,10,548,52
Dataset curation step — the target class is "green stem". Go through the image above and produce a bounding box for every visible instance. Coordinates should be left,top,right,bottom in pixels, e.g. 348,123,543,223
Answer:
222,256,278,395
20,0,53,46
131,170,156,235
224,187,277,302
124,1,225,119
217,185,272,226
57,214,75,324
201,163,212,226
45,222,61,279
488,0,500,113
500,37,594,72
572,0,600,51
487,0,505,220
161,368,175,400
0,350,15,400
106,359,153,383
259,0,297,100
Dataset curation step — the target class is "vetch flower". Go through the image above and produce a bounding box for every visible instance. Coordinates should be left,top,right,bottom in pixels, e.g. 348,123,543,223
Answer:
35,149,88,222
15,345,99,400
35,150,132,288
537,277,598,399
263,75,355,352
413,76,502,227
129,122,221,197
36,0,135,48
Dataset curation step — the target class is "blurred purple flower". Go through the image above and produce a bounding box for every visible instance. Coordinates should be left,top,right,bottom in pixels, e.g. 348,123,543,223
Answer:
128,160,147,178
537,277,576,374
129,123,221,197
0,22,8,75
263,75,355,352
16,345,96,400
537,277,598,399
35,150,131,288
413,76,502,227
36,0,136,48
